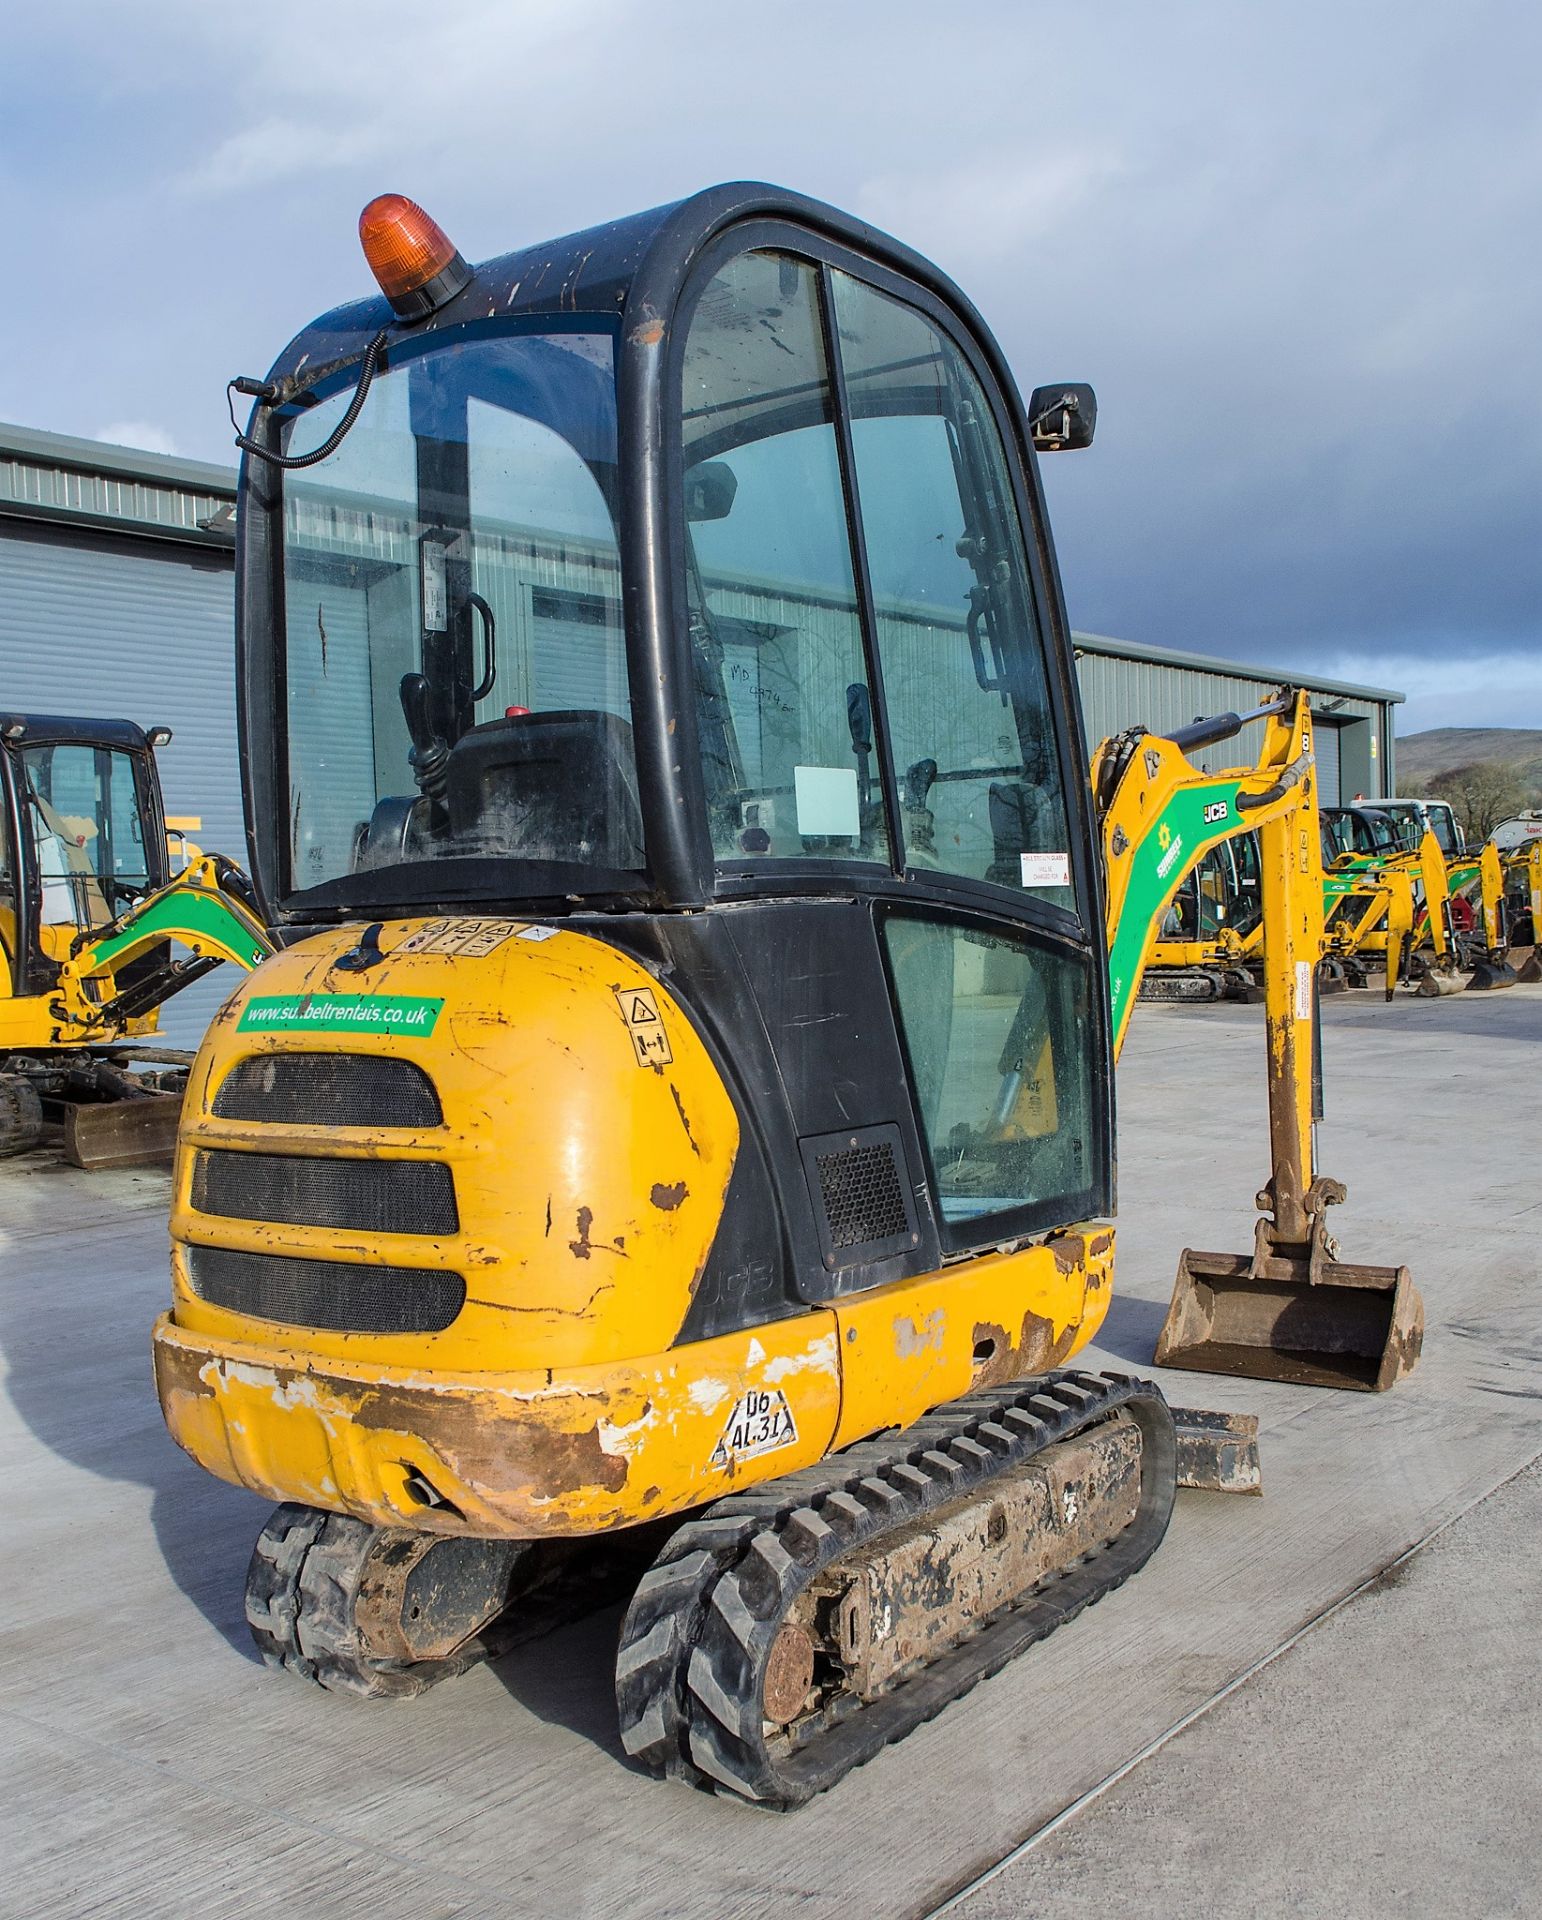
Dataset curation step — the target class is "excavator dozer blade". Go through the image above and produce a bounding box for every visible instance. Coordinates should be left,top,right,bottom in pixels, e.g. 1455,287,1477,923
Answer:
1156,1249,1423,1392
63,1091,183,1171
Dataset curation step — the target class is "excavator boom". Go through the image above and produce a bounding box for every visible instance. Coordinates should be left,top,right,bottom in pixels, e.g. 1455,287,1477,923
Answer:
1095,689,1423,1389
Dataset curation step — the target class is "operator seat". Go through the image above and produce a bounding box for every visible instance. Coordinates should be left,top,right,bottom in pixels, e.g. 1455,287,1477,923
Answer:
443,708,645,870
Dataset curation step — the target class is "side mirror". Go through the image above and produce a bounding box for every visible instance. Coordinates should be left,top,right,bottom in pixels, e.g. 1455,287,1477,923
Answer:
1028,383,1097,452
685,460,738,522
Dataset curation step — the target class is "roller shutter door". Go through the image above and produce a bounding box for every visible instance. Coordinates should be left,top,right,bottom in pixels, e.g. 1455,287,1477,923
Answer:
1314,718,1343,808
0,523,240,1044
529,587,628,716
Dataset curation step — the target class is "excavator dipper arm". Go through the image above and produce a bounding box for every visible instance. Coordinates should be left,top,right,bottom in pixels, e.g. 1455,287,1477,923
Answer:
1093,689,1423,1390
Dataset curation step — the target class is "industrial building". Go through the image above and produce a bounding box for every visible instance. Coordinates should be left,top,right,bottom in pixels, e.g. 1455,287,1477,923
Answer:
0,419,1402,1033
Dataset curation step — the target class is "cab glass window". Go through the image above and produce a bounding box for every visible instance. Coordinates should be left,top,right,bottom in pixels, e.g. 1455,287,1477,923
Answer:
18,743,150,930
831,273,1075,914
280,326,639,893
883,913,1101,1233
681,252,888,867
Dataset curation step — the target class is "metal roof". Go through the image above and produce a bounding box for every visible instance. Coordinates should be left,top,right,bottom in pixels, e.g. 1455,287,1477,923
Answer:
1072,629,1403,706
0,419,236,553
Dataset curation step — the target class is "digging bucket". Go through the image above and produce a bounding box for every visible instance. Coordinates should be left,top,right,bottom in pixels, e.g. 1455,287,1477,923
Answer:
1156,1249,1423,1392
1465,954,1519,991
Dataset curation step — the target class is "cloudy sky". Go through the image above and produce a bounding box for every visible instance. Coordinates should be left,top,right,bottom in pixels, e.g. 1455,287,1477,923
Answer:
3,1,1537,733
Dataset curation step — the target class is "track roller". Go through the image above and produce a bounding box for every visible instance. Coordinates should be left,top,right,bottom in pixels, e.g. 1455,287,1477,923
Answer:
616,1370,1176,1809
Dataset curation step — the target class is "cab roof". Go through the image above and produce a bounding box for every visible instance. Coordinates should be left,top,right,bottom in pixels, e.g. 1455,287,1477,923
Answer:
263,181,1001,399
0,713,154,752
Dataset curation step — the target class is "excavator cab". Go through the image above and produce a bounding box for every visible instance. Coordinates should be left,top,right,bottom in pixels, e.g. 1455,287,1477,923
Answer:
0,715,170,997
223,185,1112,1299
0,713,270,1163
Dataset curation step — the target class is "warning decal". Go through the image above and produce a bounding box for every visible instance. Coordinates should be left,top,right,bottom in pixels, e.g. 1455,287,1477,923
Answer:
1295,960,1313,1021
613,986,673,1067
1019,851,1071,887
397,918,519,958
711,1388,799,1468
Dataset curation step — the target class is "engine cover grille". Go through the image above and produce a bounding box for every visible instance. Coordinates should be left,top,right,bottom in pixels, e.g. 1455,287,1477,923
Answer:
191,1149,458,1236
212,1053,442,1128
799,1123,920,1270
185,1244,465,1334
819,1142,909,1248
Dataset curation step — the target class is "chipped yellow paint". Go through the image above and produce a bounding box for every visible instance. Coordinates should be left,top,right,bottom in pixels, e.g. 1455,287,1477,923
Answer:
158,914,1125,1541
153,1307,842,1537
828,1229,1115,1452
169,918,739,1372
154,1220,1118,1538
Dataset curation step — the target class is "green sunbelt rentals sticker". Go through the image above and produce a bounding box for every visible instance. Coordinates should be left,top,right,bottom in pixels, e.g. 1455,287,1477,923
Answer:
237,993,445,1036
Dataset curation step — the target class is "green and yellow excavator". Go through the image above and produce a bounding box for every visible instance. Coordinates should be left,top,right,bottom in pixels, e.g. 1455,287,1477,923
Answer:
1323,811,1517,994
0,712,272,1165
152,185,1419,1807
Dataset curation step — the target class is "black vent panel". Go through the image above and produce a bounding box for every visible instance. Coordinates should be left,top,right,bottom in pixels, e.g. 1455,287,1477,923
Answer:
185,1245,464,1334
192,1150,458,1236
212,1054,443,1128
799,1123,919,1271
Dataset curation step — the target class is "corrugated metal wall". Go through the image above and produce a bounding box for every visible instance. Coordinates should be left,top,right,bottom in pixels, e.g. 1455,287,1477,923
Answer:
0,438,232,542
0,523,239,1044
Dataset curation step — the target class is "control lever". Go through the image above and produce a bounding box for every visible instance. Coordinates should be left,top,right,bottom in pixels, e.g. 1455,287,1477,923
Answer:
400,672,450,809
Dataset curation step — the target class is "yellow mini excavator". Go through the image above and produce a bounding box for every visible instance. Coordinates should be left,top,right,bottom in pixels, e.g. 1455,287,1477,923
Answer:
1139,829,1266,1004
0,712,273,1166
152,186,1419,1807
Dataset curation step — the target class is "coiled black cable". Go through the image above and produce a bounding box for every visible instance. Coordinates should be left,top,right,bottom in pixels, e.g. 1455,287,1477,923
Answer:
228,328,389,470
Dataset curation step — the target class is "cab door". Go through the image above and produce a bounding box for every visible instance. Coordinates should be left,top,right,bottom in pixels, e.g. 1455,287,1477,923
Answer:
675,240,1111,1262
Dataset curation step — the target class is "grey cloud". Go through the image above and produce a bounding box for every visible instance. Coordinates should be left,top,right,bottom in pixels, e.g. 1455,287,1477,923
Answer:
4,0,1537,722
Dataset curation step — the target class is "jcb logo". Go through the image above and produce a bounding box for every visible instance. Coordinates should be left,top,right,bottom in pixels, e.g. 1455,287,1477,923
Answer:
1202,800,1229,825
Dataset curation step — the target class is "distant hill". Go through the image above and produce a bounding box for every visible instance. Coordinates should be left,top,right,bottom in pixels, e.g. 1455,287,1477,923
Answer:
1395,727,1542,799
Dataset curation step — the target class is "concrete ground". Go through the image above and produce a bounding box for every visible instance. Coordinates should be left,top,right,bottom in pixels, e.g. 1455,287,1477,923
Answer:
1,983,1538,1919
949,1453,1542,1920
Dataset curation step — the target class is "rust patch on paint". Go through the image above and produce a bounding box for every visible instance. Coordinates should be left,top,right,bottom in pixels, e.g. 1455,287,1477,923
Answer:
650,1181,688,1211
970,1319,1020,1391
1046,1233,1088,1275
1019,1306,1078,1374
351,1386,628,1498
569,1206,594,1259
154,1340,215,1402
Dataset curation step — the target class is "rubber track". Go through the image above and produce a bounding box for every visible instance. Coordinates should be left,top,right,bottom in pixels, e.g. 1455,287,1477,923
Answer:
615,1369,1177,1809
245,1503,483,1698
1139,969,1227,1003
246,1505,668,1701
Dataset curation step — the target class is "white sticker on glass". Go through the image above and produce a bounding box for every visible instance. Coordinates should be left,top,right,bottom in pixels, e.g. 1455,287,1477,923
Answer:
1020,852,1071,887
793,765,860,839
